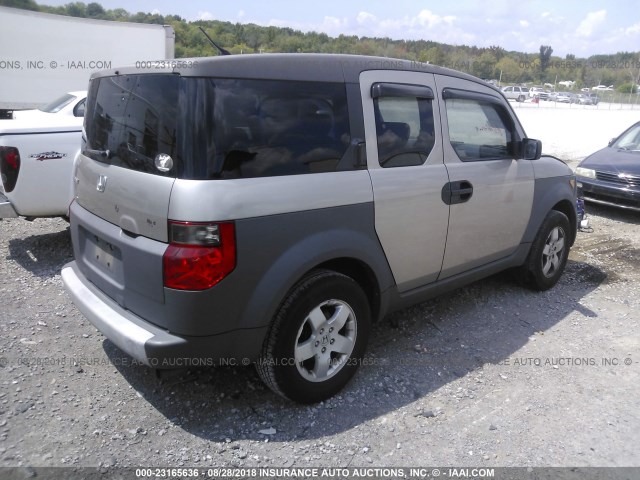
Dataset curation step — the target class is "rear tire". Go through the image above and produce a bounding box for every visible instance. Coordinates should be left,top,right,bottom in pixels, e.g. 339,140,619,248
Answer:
256,269,371,404
519,210,570,291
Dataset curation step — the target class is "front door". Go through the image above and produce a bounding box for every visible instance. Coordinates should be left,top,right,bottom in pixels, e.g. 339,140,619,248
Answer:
435,75,535,279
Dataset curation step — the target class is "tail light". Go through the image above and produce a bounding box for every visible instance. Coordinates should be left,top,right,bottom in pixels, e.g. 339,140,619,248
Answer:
163,221,236,290
0,146,21,193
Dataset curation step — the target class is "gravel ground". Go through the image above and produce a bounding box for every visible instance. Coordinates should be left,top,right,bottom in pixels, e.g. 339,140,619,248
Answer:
1,106,639,475
1,207,638,472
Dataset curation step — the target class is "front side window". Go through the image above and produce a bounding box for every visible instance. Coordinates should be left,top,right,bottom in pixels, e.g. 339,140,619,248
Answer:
445,98,515,161
374,95,435,168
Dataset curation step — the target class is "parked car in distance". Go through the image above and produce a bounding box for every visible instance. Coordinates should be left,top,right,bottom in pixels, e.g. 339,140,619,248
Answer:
588,93,600,105
550,92,572,103
61,53,578,403
570,94,593,105
530,86,549,101
575,121,640,211
501,85,529,102
592,85,614,91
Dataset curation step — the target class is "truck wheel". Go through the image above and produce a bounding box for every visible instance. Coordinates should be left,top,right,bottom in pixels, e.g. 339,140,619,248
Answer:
257,269,371,403
519,210,570,291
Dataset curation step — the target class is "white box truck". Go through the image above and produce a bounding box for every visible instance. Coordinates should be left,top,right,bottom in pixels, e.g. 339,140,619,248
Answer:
0,6,175,219
0,6,175,115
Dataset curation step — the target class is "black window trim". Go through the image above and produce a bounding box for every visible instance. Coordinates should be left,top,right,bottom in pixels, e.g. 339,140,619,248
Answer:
371,82,434,100
442,87,503,106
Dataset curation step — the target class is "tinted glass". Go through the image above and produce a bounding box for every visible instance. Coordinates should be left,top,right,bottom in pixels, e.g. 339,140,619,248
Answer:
84,75,351,179
84,75,179,175
180,78,351,179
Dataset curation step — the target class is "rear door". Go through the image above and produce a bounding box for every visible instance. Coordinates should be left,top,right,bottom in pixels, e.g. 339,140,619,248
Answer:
435,75,535,279
72,73,179,312
360,70,449,292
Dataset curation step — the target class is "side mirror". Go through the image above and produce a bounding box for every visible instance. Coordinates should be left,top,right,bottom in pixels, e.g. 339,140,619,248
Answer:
521,138,542,160
608,138,616,147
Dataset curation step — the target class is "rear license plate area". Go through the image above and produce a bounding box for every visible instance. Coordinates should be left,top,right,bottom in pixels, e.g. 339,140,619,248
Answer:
84,231,123,281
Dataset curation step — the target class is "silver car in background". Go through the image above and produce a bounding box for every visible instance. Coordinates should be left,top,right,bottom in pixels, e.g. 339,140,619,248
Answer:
501,85,529,102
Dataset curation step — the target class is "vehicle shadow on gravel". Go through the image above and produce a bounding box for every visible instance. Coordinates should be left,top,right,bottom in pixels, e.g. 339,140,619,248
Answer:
586,204,640,225
7,227,73,278
102,257,607,443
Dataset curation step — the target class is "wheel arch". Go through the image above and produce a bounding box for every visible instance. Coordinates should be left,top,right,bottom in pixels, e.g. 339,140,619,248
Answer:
237,228,395,335
314,257,384,324
522,176,577,248
551,198,577,246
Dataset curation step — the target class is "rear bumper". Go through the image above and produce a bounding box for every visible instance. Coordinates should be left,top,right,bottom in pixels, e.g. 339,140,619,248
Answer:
0,192,18,218
61,261,267,368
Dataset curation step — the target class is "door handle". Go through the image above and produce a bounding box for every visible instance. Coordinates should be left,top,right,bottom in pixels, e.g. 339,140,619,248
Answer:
441,180,474,205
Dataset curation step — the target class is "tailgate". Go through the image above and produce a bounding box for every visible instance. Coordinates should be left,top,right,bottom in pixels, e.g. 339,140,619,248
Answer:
74,154,174,242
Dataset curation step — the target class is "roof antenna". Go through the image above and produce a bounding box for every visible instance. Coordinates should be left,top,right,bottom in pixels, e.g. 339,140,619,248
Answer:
199,26,231,56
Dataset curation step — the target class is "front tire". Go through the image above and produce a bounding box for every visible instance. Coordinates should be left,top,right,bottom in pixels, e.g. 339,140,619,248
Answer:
257,270,371,404
519,210,570,291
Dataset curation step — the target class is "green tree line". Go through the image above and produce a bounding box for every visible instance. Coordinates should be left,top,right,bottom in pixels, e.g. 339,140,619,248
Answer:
2,0,639,91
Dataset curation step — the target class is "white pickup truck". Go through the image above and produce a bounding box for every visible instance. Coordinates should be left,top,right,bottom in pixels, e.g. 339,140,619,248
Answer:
0,92,86,219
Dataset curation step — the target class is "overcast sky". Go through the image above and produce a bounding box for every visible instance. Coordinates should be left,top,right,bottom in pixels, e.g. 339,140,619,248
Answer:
37,0,640,57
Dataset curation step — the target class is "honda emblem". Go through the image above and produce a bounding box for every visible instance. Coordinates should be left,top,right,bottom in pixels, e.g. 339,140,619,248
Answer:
97,175,108,192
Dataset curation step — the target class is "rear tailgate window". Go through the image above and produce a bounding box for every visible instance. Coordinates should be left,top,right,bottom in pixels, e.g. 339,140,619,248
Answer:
84,74,179,176
84,74,352,180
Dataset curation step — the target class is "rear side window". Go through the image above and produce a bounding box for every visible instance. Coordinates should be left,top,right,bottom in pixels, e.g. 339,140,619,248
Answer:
84,74,351,179
182,78,351,179
445,98,515,161
373,91,435,168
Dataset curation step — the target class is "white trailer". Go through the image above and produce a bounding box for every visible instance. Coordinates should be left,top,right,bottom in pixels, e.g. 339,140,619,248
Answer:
0,6,175,114
0,7,175,219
